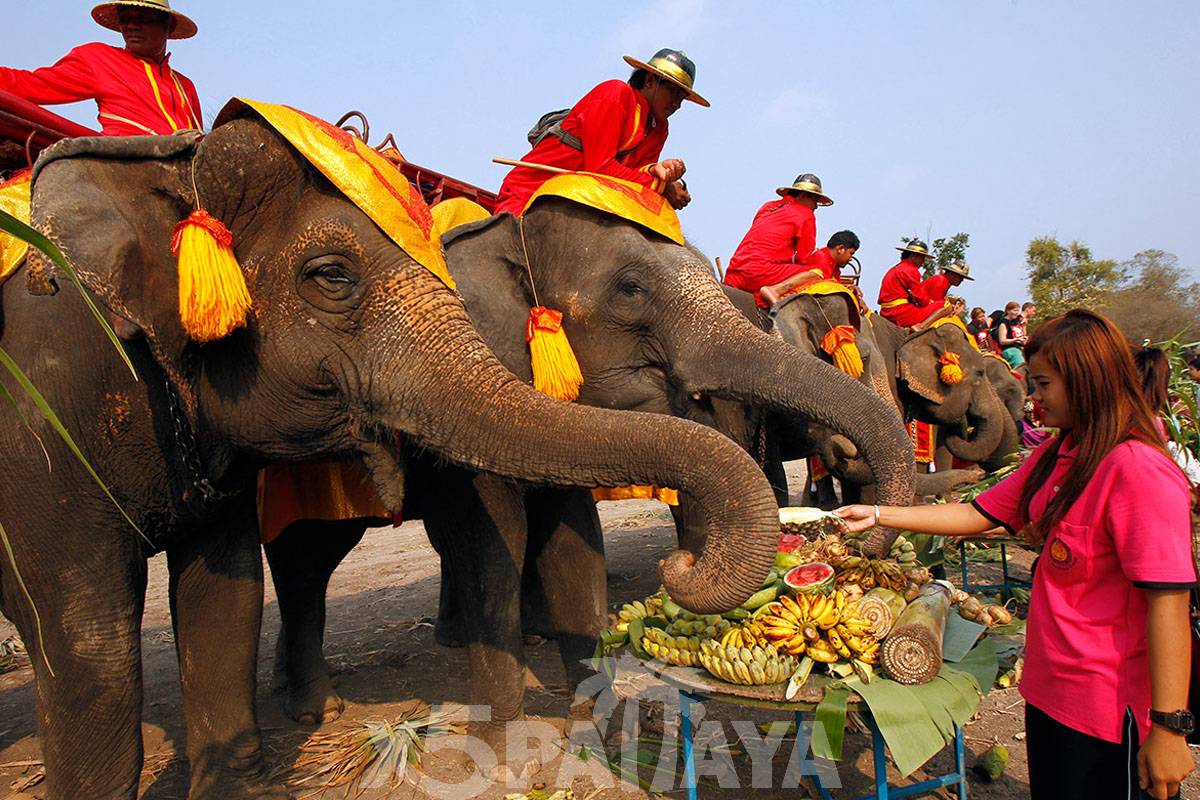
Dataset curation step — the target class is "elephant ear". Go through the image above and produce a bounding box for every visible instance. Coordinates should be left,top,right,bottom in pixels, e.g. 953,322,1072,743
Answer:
27,134,202,363
896,327,949,405
440,211,538,377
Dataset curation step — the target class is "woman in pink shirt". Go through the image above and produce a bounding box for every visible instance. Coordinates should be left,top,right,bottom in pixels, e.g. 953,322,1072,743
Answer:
837,309,1196,800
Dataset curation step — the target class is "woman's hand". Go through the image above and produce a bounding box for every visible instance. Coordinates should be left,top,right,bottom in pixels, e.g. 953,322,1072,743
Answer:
1138,726,1193,799
834,505,876,533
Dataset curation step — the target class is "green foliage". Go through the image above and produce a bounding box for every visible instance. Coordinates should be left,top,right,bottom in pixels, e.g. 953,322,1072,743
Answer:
1152,337,1200,460
1026,236,1125,319
1025,238,1200,341
902,232,970,279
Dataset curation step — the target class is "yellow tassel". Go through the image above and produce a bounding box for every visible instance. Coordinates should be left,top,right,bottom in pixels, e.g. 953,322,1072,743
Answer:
938,351,964,384
821,325,864,378
171,209,252,342
526,306,583,401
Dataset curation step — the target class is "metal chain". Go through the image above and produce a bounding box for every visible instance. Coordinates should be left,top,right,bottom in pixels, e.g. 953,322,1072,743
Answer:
161,372,238,505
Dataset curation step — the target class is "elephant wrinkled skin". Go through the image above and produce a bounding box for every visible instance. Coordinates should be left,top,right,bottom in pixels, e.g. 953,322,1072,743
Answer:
0,121,785,799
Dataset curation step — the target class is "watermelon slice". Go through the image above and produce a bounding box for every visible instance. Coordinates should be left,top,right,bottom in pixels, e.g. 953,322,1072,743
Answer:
783,562,836,596
778,532,808,553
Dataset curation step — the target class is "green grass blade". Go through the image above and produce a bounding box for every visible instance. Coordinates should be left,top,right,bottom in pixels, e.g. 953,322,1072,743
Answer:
0,346,147,543
0,519,53,677
0,208,138,380
0,379,50,469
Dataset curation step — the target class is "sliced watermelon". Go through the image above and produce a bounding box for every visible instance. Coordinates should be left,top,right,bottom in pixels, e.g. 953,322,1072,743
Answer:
783,562,836,596
778,532,808,553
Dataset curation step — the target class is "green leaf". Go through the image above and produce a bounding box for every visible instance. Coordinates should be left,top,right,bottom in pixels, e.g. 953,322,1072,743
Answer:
0,519,53,677
949,637,1000,694
0,346,147,543
627,617,647,658
0,208,137,380
845,676,948,776
811,683,848,760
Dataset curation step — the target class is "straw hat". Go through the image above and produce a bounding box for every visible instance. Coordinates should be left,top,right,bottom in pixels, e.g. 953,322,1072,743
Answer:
941,261,974,281
622,49,709,107
896,240,934,259
775,173,833,206
92,0,197,40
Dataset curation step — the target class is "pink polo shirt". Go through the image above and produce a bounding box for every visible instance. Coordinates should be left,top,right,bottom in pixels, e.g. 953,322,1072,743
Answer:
973,435,1196,744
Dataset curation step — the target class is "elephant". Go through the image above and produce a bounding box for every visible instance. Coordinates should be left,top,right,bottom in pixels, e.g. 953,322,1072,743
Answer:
264,199,918,754
767,289,1017,498
0,114,789,799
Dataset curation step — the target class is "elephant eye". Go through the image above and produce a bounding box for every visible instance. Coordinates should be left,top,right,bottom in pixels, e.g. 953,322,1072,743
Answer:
617,277,646,297
303,257,358,296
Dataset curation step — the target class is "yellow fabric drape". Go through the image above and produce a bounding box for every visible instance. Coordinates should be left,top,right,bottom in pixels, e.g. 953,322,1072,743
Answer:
523,172,683,245
0,170,32,283
431,197,491,239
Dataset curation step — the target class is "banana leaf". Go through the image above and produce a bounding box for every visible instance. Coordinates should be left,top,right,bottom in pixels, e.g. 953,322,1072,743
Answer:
811,684,849,760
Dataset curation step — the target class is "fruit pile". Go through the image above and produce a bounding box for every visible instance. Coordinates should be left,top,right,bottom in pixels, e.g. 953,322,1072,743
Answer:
950,588,1015,627
698,640,799,686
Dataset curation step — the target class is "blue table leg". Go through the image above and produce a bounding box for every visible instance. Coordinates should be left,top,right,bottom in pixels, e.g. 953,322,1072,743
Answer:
1000,542,1011,601
870,712,890,800
960,540,970,591
954,723,968,800
795,711,836,800
679,691,697,800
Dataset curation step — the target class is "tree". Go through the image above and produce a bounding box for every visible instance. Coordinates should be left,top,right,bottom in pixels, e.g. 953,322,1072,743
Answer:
1025,236,1124,318
901,232,970,278
1102,250,1200,342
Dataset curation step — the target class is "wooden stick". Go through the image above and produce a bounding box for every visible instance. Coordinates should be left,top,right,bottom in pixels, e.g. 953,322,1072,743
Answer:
491,157,572,175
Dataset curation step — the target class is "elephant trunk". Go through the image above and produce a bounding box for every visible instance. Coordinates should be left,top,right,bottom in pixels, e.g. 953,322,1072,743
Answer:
366,270,778,614
980,410,1020,472
943,380,1006,464
667,294,915,555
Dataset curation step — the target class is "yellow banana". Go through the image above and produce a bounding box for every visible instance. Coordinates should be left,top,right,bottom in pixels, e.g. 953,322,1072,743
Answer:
807,643,839,663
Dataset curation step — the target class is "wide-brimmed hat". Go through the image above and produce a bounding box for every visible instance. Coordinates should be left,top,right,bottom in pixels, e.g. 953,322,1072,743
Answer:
93,0,197,40
941,261,974,281
775,173,833,206
622,49,710,108
896,240,934,259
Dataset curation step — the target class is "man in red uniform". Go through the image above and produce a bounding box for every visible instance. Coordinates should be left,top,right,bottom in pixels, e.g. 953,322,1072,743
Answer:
791,229,860,284
494,48,705,216
0,0,202,136
722,174,834,308
877,240,973,327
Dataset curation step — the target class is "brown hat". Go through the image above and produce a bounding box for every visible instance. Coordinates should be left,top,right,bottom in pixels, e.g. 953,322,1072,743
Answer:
775,173,833,206
622,49,709,107
941,261,974,281
92,0,197,40
896,240,934,259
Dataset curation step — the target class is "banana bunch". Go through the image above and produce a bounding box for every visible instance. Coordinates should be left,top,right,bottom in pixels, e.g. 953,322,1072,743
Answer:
698,640,798,686
756,593,881,665
641,626,705,667
888,535,919,564
719,619,773,650
614,596,664,631
665,615,730,640
834,556,907,591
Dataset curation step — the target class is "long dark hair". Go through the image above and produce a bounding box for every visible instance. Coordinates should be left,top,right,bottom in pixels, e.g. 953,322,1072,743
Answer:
1133,345,1171,413
1018,310,1169,543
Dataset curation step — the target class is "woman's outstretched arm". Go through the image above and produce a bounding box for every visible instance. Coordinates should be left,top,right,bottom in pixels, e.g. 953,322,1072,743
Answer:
835,502,996,537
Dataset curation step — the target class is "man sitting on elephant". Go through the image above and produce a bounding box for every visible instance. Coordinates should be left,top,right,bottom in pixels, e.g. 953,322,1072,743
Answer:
795,229,860,283
494,48,704,215
877,240,972,327
723,173,834,308
0,0,202,136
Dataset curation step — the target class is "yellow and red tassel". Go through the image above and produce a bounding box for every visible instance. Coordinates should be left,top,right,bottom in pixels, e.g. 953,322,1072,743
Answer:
820,324,864,379
170,209,252,342
938,351,964,384
526,305,583,401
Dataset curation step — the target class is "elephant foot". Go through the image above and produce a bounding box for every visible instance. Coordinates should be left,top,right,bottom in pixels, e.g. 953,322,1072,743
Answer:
189,752,294,800
282,675,344,726
433,613,467,648
190,777,294,800
487,759,542,785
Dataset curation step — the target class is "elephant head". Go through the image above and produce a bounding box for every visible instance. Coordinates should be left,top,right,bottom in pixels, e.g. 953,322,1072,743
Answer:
26,109,786,613
440,198,915,555
896,324,1007,464
979,354,1026,470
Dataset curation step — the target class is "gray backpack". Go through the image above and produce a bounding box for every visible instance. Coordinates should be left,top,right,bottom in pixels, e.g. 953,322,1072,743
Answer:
526,108,638,158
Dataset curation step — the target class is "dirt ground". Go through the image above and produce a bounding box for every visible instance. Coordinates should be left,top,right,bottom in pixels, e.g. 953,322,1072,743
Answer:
1,462,1198,799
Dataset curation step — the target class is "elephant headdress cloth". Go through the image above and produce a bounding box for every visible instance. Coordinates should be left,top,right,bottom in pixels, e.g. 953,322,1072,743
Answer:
522,172,684,245
215,99,453,289
0,169,32,284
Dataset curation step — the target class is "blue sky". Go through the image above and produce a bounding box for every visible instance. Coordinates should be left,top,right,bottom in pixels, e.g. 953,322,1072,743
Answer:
8,1,1199,310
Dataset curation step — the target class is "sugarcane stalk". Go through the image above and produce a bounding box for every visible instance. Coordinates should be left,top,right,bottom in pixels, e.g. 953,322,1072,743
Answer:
881,582,951,685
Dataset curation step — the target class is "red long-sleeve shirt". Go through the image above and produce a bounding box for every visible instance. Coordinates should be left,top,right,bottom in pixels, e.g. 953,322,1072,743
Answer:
723,196,816,307
494,79,666,215
796,246,839,281
877,260,950,327
0,43,202,136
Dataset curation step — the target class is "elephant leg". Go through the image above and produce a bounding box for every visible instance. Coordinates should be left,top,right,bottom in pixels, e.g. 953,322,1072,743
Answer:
816,475,842,509
167,502,286,800
526,488,607,694
264,518,368,725
14,532,147,800
424,473,530,775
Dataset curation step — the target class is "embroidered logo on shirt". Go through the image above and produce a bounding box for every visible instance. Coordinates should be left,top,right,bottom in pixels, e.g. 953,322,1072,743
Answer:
1048,537,1075,569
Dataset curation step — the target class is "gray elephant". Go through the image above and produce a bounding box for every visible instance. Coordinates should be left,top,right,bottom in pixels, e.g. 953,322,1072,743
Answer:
0,107,788,799
265,198,917,753
768,290,1017,498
